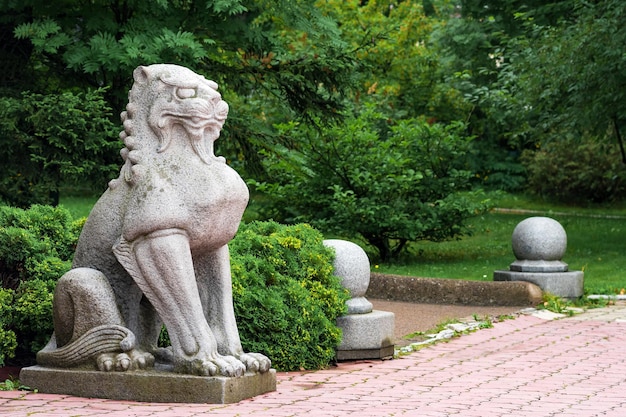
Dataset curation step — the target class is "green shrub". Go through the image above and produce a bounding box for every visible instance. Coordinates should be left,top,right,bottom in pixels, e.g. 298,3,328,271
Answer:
0,205,80,365
230,221,349,371
253,107,490,261
0,288,17,366
0,205,80,288
469,139,527,192
522,136,626,204
11,280,56,355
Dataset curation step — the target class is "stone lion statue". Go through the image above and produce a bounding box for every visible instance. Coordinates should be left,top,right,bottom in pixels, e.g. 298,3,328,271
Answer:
37,64,271,377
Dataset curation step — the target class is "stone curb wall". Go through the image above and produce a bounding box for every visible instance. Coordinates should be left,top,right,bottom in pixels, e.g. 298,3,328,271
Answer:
367,273,543,306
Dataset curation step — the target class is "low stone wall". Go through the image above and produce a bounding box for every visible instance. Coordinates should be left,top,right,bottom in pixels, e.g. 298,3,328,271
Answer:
367,273,543,306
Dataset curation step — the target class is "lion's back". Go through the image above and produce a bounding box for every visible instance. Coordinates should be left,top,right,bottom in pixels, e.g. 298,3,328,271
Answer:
72,186,126,276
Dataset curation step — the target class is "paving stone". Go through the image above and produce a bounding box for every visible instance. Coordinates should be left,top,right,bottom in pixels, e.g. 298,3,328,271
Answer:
4,304,626,416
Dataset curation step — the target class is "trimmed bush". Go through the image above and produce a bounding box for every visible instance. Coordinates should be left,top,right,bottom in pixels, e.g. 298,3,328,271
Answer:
230,221,349,371
0,205,81,365
0,205,82,288
0,288,17,366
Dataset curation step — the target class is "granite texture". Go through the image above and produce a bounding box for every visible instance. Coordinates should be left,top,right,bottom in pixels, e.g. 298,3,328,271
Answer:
325,239,395,359
20,366,276,404
29,64,272,403
494,270,584,299
497,216,584,298
512,217,567,261
324,239,373,314
336,310,395,359
368,273,543,306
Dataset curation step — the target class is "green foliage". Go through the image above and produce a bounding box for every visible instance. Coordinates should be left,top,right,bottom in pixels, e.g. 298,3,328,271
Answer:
319,0,468,123
0,288,17,366
11,279,55,355
4,0,360,178
0,205,81,287
539,293,574,315
0,378,30,391
254,107,490,261
0,205,80,365
521,136,626,204
469,140,527,192
229,221,349,371
434,0,626,193
0,89,119,207
512,0,626,146
432,12,533,192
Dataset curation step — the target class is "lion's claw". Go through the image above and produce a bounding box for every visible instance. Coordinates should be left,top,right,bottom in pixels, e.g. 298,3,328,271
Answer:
179,355,246,377
239,352,271,373
96,350,154,372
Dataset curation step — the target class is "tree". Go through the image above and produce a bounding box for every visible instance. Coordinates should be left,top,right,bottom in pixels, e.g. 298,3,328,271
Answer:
253,106,489,261
4,0,360,179
0,89,119,207
241,1,490,261
318,0,468,123
430,0,578,191
511,0,626,159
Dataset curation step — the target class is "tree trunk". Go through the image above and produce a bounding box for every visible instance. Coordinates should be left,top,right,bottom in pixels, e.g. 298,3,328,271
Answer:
614,117,626,165
366,235,391,262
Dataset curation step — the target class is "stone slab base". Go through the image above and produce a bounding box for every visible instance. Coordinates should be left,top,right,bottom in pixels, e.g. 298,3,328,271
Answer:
19,366,276,403
337,345,395,361
337,310,395,360
494,270,584,299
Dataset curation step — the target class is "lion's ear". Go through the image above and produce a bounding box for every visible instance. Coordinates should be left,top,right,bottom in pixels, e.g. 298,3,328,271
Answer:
133,66,150,85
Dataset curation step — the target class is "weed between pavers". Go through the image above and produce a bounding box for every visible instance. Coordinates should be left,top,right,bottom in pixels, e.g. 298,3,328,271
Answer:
0,377,31,391
539,292,613,316
396,294,614,357
396,314,501,357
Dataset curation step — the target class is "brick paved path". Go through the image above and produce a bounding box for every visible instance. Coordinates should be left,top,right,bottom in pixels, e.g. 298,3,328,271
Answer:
2,306,625,417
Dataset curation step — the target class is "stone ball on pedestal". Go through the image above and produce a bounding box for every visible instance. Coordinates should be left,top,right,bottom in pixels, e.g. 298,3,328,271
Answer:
494,216,583,299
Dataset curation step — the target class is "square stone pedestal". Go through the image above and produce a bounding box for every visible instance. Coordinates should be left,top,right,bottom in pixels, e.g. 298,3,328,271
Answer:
494,270,584,299
336,310,395,360
19,366,276,403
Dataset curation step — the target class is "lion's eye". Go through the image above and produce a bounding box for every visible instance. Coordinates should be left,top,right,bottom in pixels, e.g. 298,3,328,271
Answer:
177,88,196,99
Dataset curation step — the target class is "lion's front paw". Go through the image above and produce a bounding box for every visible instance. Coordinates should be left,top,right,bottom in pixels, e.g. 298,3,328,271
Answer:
97,350,155,372
179,354,246,377
238,352,271,373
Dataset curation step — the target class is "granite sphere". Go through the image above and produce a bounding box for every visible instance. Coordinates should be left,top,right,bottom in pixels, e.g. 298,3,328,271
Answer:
511,217,567,261
323,239,370,297
323,239,374,314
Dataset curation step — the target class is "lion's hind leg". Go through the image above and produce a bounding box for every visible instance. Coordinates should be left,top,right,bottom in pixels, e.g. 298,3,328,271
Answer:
38,268,153,371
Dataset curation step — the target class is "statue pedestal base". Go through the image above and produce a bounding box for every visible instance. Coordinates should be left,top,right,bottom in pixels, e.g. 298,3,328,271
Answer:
20,366,276,404
336,310,395,360
494,270,584,299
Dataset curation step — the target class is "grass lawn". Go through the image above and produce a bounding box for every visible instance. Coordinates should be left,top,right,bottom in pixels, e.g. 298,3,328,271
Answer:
60,192,626,295
58,195,99,219
375,193,626,295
